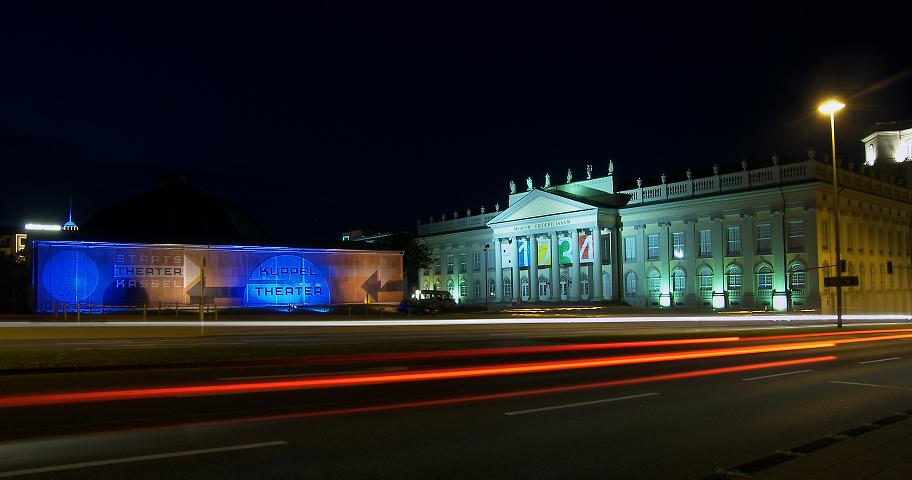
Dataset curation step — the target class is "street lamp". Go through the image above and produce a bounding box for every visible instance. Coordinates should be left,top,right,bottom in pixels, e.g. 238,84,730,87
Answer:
818,99,845,328
484,243,490,304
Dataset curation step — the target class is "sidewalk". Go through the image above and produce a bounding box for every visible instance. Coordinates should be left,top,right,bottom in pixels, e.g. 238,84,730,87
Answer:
728,411,912,479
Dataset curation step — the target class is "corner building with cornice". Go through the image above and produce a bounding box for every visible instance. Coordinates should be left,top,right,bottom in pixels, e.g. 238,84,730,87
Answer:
417,126,912,314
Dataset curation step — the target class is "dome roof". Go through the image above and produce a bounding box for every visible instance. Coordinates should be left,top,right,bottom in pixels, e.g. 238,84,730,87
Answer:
80,170,269,244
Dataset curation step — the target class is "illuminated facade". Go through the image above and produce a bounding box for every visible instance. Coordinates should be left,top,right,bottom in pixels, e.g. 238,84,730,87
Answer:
32,241,403,311
418,127,912,314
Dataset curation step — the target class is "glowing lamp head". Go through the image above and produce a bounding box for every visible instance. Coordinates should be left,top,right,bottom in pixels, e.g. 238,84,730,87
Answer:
712,295,726,309
659,295,671,308
773,295,788,311
817,99,845,115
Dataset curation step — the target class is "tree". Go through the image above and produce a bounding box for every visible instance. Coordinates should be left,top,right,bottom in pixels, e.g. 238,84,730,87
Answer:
386,232,431,293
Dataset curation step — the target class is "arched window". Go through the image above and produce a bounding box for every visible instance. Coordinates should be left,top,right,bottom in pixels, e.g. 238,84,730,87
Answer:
756,264,773,291
672,268,686,296
647,269,661,296
474,280,481,297
789,262,806,295
434,281,440,291
624,272,637,297
538,276,549,297
726,265,743,291
446,278,454,291
580,273,590,296
503,278,513,300
423,281,430,290
459,280,467,297
698,266,713,294
866,143,876,165
859,266,866,290
488,279,496,297
871,263,876,289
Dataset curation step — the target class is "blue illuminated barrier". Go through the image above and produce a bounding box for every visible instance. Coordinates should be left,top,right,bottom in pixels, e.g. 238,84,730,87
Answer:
33,241,403,313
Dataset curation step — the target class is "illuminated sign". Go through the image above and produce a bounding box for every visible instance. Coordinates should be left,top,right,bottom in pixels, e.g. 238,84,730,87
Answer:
25,224,61,231
512,219,572,232
579,234,593,262
245,255,330,306
537,238,551,266
33,241,403,312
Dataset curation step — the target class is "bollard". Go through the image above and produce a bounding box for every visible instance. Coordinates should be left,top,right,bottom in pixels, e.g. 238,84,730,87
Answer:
143,304,147,322
54,301,59,319
63,304,67,322
76,303,80,324
214,305,218,321
175,302,179,318
348,306,351,317
158,301,162,316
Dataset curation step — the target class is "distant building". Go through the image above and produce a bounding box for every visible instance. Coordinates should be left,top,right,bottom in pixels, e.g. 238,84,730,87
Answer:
0,227,27,260
417,124,912,314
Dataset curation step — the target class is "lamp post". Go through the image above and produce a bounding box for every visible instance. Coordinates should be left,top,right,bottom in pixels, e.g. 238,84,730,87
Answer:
484,243,490,305
818,99,845,328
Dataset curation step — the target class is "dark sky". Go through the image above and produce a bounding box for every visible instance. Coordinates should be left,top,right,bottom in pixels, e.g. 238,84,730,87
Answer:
2,2,911,243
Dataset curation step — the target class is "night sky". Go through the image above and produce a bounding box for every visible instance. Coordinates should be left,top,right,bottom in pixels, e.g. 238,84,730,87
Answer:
2,2,911,243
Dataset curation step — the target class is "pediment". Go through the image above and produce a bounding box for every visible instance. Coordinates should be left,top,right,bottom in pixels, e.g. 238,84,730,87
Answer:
487,190,597,226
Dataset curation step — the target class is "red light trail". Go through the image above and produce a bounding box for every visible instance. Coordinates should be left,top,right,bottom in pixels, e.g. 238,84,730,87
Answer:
0,341,834,408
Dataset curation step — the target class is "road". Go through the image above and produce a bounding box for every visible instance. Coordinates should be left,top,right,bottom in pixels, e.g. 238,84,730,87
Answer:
2,328,912,478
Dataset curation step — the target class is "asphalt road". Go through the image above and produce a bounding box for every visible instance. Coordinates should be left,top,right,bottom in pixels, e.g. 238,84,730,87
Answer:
2,330,912,478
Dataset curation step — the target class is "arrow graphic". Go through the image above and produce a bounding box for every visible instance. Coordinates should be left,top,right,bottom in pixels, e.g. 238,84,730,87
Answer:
361,271,402,302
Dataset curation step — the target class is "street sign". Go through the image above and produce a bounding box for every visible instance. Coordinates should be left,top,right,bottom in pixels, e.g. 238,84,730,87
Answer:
824,276,859,287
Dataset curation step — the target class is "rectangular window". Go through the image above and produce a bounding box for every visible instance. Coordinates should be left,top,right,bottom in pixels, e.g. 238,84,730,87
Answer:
459,254,467,273
487,251,495,271
699,229,712,257
727,226,741,256
447,255,454,274
647,234,659,260
434,258,441,275
788,220,805,252
756,223,772,254
472,252,481,272
624,236,636,262
672,232,685,259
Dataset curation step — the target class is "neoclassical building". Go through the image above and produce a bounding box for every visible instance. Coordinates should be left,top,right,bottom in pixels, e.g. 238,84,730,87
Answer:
417,125,912,314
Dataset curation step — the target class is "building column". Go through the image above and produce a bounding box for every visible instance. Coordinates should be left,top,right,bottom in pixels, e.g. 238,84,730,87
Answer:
550,230,560,301
570,228,581,301
530,235,539,302
613,225,623,300
494,238,503,302
592,225,603,300
511,236,520,303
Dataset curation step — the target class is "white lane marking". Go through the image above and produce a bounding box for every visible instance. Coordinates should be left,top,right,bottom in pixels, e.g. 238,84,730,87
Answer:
830,381,912,392
218,366,408,381
742,370,813,382
504,392,659,416
859,357,901,364
0,441,288,478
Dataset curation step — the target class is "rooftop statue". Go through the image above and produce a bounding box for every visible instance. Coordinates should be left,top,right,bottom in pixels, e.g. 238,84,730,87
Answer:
586,164,592,179
566,168,572,184
509,179,516,194
544,172,551,188
526,176,533,191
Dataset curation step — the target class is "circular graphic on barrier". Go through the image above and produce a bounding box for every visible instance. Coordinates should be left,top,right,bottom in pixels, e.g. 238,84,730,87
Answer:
246,255,331,306
41,250,100,303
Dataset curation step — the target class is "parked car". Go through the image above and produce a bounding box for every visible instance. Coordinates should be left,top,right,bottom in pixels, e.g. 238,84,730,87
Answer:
402,290,457,314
